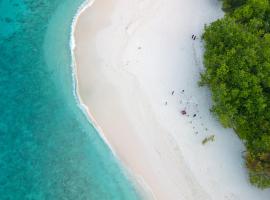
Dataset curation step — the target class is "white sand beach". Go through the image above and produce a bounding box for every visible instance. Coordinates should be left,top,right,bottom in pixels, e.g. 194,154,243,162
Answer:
74,0,270,199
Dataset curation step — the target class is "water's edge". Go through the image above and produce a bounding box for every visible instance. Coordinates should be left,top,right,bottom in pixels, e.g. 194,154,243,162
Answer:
71,0,117,159
70,0,150,198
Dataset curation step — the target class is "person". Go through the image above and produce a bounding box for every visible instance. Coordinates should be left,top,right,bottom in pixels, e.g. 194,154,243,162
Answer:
193,36,196,40
172,90,175,95
192,34,194,39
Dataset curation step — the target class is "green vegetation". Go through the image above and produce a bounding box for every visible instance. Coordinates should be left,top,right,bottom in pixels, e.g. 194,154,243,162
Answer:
201,0,270,188
222,0,248,12
202,135,215,145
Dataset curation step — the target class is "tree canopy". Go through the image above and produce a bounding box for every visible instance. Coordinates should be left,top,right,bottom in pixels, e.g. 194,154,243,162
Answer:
201,0,270,188
222,0,248,12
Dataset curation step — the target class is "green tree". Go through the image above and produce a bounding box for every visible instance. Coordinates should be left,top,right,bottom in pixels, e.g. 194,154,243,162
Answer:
222,0,248,12
201,0,270,188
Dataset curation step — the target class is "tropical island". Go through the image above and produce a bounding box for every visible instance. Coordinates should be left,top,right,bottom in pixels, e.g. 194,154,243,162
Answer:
1,0,270,199
201,0,270,188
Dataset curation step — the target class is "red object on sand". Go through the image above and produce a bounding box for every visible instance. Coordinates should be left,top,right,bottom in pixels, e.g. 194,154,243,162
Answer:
181,110,187,115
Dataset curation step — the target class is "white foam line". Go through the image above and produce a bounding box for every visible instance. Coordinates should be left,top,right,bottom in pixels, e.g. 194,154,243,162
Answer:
70,0,116,156
69,1,155,198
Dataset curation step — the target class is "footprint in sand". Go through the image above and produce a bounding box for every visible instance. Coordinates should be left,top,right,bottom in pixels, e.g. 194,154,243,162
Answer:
125,0,161,35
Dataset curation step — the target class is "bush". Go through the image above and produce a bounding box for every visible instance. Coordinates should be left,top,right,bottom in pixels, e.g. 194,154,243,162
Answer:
222,0,248,12
202,135,215,145
201,0,270,188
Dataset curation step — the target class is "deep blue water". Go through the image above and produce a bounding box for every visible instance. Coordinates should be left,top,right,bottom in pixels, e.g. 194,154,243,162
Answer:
0,0,140,199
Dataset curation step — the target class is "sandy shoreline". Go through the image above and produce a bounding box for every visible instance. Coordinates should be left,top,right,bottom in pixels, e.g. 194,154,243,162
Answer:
71,1,152,197
73,0,270,199
71,0,118,158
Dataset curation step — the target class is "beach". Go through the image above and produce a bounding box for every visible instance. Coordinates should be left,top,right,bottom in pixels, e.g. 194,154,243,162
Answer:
74,0,270,199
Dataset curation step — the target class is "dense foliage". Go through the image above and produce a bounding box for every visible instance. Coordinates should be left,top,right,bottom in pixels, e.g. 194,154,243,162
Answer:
201,0,270,188
222,0,248,12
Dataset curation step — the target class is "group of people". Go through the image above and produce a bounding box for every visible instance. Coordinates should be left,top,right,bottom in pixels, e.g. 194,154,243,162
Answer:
164,89,207,134
170,90,199,118
192,34,197,40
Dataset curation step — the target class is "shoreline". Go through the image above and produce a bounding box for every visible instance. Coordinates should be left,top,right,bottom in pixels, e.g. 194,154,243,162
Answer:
73,0,270,199
70,0,153,198
70,0,117,159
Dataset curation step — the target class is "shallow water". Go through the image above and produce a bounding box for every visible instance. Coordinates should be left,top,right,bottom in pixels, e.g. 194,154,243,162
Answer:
0,0,140,199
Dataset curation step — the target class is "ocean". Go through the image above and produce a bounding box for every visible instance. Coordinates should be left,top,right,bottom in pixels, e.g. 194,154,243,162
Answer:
0,0,140,199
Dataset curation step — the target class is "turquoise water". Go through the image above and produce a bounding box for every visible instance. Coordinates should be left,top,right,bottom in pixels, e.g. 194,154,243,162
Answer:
0,0,141,199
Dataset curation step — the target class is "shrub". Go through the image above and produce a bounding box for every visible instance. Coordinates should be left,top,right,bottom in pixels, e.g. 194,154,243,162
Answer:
201,0,270,188
202,135,215,145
